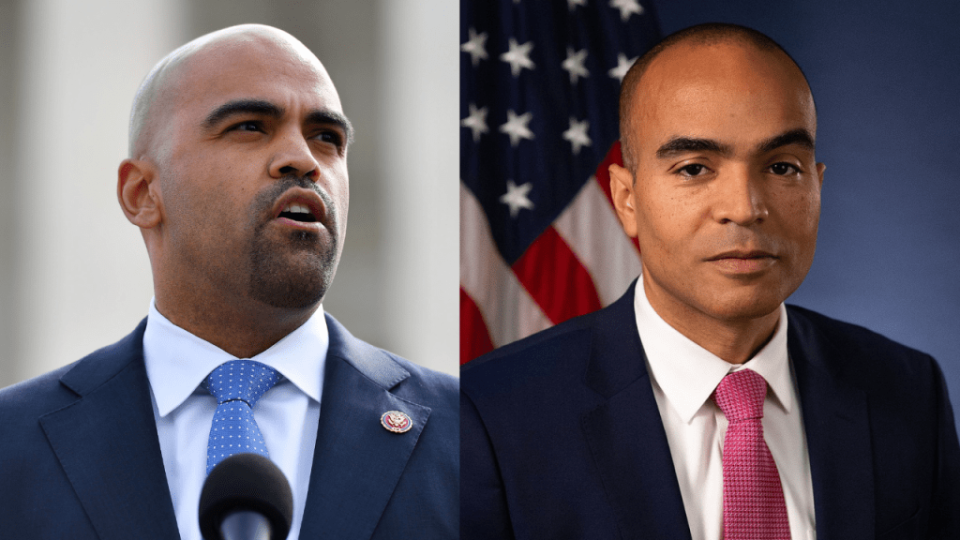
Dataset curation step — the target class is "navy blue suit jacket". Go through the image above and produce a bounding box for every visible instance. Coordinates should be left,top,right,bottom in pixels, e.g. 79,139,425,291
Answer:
461,282,960,539
0,314,458,540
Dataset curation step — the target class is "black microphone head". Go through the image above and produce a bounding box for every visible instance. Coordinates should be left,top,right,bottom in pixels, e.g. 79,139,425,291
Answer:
199,454,294,540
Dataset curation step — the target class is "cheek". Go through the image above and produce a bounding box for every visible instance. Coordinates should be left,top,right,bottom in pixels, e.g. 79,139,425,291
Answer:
335,177,349,217
162,163,249,242
324,168,349,224
785,188,821,238
634,185,701,254
773,186,821,269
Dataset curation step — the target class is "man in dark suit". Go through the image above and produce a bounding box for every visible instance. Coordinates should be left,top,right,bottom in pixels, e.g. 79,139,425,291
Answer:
0,24,457,540
461,23,960,540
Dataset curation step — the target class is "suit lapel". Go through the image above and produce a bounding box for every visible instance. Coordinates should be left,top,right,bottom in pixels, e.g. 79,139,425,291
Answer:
580,285,692,540
789,309,875,540
298,316,430,540
575,291,879,539
39,320,181,540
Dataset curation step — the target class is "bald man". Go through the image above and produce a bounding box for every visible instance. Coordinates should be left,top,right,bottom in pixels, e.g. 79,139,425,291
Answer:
461,23,960,540
0,25,457,540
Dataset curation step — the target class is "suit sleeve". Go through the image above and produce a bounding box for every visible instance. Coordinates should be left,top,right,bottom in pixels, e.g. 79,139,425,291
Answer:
461,390,516,540
928,358,960,539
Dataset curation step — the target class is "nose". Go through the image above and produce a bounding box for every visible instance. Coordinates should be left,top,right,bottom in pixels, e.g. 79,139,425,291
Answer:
268,128,320,181
712,165,768,226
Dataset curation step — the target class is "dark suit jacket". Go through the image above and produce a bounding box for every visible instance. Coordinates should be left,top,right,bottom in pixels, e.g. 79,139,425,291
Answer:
461,282,960,540
0,314,458,540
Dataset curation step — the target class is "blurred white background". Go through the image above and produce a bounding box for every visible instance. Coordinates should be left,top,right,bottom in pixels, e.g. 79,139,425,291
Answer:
0,0,459,385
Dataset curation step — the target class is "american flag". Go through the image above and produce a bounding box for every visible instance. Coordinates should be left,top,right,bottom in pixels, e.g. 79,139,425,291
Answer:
460,0,663,364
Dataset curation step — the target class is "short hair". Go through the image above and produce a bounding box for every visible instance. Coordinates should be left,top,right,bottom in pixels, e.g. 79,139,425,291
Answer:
618,23,812,172
128,52,186,158
127,24,320,159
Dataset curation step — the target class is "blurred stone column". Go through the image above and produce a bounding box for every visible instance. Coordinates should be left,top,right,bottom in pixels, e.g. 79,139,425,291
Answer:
1,0,185,386
378,0,459,375
0,0,21,387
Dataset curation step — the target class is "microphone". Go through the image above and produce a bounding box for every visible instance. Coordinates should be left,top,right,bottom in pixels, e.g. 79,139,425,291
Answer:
199,454,294,540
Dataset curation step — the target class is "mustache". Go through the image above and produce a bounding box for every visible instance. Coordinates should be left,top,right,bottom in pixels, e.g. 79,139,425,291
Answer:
251,174,337,226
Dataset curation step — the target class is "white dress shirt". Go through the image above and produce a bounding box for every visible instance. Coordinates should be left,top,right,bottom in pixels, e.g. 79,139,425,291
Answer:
634,277,816,540
143,299,327,540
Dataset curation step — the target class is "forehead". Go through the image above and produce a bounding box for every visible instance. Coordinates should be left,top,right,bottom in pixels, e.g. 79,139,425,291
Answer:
171,35,343,117
634,42,815,147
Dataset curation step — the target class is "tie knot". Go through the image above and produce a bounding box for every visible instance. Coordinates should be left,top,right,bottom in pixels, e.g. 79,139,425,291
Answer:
714,368,767,422
203,360,279,407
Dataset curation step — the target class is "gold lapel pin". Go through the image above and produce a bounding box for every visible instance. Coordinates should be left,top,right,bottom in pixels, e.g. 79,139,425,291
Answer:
380,410,413,433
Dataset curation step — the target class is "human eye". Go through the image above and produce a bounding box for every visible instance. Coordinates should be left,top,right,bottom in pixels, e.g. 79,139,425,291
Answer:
769,162,801,176
313,129,345,151
228,120,264,133
676,163,711,178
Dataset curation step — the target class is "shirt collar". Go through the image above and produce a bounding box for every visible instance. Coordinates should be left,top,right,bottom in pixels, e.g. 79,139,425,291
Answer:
633,276,793,424
143,298,328,417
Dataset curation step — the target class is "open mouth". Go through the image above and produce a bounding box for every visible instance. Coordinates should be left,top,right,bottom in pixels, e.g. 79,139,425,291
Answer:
271,188,326,228
278,203,318,223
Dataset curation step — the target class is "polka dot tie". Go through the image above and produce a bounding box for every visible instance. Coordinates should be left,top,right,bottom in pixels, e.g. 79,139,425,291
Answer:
202,360,280,475
713,369,790,540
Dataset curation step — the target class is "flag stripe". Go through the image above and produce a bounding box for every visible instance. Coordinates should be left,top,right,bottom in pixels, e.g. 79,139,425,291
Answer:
460,181,552,351
553,176,642,306
512,226,602,325
460,1,661,362
460,288,494,364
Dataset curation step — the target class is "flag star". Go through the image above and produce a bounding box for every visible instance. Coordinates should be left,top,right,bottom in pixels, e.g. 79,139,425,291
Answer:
562,117,592,155
500,38,536,78
608,52,637,83
562,47,590,84
568,0,587,10
461,28,488,67
461,103,489,142
499,110,535,147
500,180,535,218
610,0,644,22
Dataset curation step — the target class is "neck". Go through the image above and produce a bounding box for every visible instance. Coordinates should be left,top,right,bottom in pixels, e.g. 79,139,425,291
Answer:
154,288,319,359
643,279,780,365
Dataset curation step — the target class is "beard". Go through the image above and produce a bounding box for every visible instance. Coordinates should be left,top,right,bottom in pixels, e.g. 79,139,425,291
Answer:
245,175,342,310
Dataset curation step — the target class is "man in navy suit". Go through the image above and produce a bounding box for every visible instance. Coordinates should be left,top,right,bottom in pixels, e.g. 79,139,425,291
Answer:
0,25,457,539
461,24,960,540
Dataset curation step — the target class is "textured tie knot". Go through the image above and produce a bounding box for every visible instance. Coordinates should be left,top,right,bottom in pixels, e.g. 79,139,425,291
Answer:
202,360,280,475
203,359,279,407
714,368,767,423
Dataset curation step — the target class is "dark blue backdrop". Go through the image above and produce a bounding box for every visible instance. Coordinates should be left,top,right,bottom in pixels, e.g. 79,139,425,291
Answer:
653,0,960,428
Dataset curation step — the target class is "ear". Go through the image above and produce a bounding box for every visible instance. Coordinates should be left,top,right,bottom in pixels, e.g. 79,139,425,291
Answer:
118,159,162,228
816,162,826,190
609,163,638,238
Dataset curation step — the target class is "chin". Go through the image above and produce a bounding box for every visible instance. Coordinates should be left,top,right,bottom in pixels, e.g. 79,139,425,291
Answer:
248,243,338,310
251,274,329,310
702,286,784,323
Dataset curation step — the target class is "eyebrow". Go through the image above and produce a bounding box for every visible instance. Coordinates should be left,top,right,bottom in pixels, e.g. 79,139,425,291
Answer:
656,137,732,159
203,99,282,128
755,128,815,154
203,99,355,146
655,128,815,159
306,109,355,147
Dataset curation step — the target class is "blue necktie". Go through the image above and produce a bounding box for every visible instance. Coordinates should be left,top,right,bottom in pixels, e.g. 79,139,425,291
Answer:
203,359,280,475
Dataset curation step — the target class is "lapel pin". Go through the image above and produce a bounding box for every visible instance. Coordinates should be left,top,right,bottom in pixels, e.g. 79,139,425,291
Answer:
380,410,413,433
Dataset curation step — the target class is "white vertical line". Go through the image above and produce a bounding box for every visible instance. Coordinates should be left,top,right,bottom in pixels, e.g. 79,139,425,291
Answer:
378,0,459,376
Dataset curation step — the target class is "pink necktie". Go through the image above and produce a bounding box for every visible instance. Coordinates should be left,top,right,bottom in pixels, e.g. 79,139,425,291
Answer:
714,369,790,540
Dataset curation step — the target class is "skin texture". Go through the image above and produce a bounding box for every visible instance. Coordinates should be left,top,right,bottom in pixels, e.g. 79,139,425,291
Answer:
610,40,825,364
117,25,351,358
